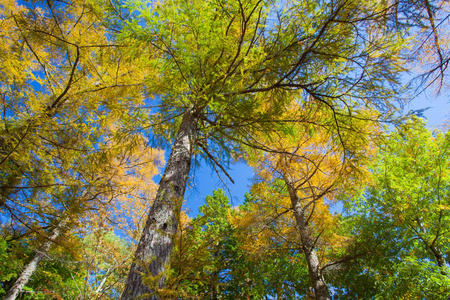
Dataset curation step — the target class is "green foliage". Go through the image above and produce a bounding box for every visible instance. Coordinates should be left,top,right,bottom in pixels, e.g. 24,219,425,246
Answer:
0,234,83,299
168,188,315,299
0,230,133,299
339,117,450,299
168,190,249,298
0,238,20,295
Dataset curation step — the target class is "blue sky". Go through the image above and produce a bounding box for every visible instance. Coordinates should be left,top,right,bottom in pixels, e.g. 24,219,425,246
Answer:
406,90,449,128
185,160,254,216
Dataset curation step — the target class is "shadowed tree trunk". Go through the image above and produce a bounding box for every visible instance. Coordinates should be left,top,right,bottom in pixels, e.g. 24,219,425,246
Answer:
286,183,331,300
415,217,448,276
121,108,198,300
4,219,66,300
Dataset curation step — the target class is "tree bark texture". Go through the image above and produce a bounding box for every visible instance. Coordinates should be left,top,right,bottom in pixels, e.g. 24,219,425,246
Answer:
286,183,331,300
4,220,66,300
121,108,198,300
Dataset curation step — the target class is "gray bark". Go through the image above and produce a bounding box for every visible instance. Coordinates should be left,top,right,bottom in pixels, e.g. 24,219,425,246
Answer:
121,108,198,300
4,220,66,300
286,183,331,300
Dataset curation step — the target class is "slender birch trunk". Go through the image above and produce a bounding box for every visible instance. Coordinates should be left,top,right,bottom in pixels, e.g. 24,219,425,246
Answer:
121,108,198,300
95,267,112,295
4,220,66,300
286,183,331,300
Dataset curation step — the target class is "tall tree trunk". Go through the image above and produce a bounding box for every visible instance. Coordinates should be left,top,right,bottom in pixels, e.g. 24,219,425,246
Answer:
4,220,66,300
286,183,331,300
121,108,198,300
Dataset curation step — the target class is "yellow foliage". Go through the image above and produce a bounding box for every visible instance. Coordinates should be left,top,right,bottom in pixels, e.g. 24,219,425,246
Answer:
240,98,379,268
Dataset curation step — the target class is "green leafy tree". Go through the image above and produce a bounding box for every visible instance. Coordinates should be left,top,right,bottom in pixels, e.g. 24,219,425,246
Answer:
166,190,249,299
339,117,450,299
1,229,136,299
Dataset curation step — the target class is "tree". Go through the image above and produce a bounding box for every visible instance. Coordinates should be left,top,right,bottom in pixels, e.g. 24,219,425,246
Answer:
243,102,376,299
1,133,164,299
235,182,324,299
339,117,450,298
0,0,164,297
166,190,251,299
391,0,450,91
110,0,407,297
0,0,148,207
167,189,309,299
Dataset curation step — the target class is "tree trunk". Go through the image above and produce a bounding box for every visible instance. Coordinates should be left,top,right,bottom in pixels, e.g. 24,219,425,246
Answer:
416,217,448,275
286,183,331,300
431,245,448,274
121,108,198,300
4,220,66,300
95,266,112,295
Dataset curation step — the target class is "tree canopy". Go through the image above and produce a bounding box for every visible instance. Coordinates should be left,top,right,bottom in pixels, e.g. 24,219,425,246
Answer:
0,0,449,299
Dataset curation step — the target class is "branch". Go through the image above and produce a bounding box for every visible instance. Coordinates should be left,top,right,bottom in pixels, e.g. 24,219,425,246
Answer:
49,45,80,111
198,142,235,184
